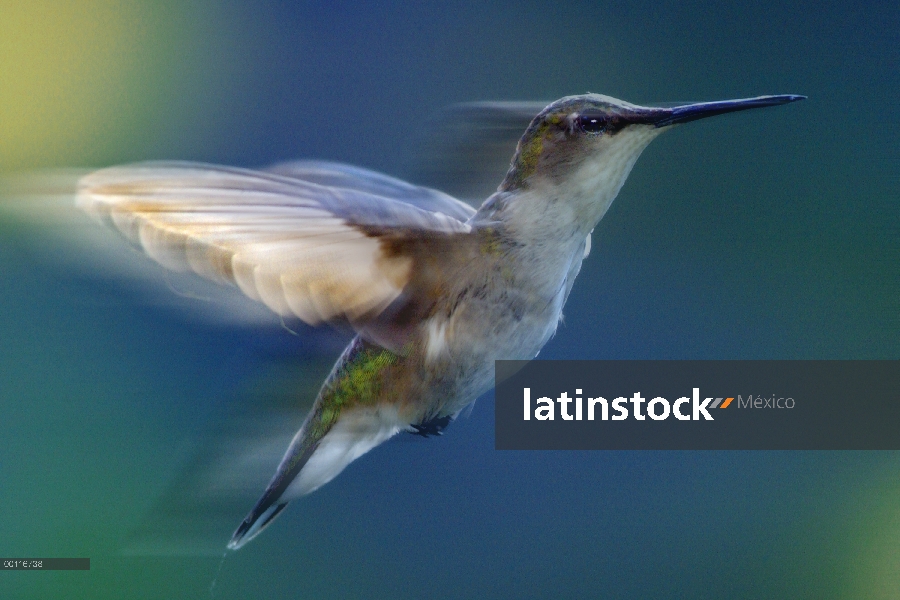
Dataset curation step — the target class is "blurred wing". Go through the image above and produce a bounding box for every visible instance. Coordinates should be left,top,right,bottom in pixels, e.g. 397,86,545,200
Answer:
411,101,548,202
265,160,476,221
0,169,304,330
77,162,471,334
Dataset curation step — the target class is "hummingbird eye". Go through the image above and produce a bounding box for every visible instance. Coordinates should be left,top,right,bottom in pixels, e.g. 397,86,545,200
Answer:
576,114,607,135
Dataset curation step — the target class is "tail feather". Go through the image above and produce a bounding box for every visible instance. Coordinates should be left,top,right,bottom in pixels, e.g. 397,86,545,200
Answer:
228,502,289,550
227,425,321,550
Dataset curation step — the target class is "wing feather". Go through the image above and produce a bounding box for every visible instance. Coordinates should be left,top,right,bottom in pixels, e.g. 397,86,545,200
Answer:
265,159,477,221
77,162,471,332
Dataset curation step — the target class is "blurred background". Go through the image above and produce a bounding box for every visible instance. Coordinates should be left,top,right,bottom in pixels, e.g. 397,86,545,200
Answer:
0,0,897,598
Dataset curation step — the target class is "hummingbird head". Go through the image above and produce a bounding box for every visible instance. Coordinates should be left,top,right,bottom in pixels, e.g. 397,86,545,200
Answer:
497,92,805,206
499,94,656,193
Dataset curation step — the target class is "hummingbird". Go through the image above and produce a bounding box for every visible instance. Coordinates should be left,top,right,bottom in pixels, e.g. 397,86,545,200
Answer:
76,92,804,549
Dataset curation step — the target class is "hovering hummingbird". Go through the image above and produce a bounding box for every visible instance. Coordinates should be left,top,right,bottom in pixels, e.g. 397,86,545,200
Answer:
76,92,804,549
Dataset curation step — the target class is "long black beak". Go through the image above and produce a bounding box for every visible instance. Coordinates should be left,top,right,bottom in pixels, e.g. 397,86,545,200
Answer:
650,95,806,127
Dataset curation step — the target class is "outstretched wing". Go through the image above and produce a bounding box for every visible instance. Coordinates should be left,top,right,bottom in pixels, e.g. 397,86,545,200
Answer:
265,159,476,221
77,162,472,341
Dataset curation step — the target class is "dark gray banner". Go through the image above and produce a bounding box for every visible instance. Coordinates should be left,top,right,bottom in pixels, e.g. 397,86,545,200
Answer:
495,361,900,450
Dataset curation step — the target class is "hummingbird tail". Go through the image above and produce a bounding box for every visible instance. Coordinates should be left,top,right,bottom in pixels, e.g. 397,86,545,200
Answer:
227,337,408,550
226,418,321,551
227,403,406,549
227,501,289,550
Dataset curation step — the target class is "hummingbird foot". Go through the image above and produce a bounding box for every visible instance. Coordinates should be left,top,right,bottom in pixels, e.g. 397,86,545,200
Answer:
409,414,453,437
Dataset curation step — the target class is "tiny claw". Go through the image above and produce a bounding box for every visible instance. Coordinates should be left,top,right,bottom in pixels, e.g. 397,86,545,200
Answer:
410,415,452,437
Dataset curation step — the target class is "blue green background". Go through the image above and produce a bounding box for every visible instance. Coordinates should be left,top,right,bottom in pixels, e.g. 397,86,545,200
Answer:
1,1,897,598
